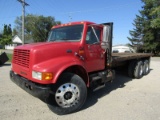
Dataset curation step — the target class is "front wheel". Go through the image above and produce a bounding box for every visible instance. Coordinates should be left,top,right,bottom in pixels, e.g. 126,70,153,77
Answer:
47,73,87,115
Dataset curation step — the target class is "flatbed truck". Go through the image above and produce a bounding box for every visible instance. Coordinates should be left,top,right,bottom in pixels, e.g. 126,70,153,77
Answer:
10,21,152,115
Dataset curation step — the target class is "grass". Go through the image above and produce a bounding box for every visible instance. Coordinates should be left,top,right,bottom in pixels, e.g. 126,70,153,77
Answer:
7,53,13,62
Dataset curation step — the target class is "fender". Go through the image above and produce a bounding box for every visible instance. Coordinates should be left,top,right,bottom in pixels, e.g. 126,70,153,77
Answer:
32,56,89,84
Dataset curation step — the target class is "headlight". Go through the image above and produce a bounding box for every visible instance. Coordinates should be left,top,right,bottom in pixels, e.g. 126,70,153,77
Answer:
32,71,53,81
32,71,42,80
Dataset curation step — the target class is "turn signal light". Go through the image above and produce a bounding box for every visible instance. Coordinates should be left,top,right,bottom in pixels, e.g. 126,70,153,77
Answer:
42,72,53,81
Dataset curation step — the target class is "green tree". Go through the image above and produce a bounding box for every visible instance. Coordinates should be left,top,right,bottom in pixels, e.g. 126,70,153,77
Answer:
150,0,160,28
12,28,18,36
127,15,144,52
128,0,160,54
141,0,160,53
0,24,12,48
14,14,61,43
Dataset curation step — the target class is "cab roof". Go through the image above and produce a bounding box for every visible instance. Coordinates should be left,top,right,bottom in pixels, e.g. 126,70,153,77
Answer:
51,21,96,29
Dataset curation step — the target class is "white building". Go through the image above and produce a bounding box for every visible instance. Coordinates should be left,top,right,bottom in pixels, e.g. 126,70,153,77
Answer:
112,45,136,53
5,35,22,50
12,35,22,44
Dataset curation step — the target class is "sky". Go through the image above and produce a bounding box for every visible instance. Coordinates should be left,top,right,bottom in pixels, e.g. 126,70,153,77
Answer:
0,0,143,45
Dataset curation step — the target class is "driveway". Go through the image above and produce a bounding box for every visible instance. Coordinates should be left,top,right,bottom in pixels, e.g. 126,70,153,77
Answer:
0,57,160,120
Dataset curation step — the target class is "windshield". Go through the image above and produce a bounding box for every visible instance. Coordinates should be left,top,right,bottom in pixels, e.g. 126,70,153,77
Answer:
47,25,83,42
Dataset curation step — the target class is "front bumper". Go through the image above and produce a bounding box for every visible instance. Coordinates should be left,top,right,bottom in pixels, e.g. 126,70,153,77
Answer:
10,70,51,102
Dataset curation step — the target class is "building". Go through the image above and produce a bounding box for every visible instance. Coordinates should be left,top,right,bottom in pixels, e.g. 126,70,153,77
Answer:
5,35,22,50
112,45,136,53
12,35,22,45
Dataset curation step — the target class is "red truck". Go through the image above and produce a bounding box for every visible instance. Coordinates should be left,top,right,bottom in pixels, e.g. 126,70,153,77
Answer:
10,21,152,115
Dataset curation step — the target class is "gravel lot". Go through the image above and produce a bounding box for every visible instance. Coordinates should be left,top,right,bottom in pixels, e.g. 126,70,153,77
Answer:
0,57,160,120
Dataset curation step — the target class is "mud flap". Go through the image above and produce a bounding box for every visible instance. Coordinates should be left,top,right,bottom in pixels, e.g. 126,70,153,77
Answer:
0,52,9,65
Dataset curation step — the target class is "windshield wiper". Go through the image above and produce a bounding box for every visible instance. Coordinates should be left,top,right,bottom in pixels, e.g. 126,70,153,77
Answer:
48,39,56,42
48,38,70,42
60,38,70,40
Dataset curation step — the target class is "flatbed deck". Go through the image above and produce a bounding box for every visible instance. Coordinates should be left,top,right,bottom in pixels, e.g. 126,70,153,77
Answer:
111,53,152,67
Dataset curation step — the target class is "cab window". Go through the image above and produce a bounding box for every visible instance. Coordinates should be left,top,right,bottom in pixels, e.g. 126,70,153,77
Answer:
86,26,101,44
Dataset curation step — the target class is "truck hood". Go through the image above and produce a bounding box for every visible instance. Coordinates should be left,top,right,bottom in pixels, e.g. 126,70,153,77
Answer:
15,41,81,65
15,42,64,49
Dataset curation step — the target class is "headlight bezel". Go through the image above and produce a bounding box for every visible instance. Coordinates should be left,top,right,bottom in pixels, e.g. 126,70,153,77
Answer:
32,71,42,80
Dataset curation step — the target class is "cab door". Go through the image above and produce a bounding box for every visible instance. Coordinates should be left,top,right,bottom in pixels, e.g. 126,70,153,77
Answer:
84,26,105,72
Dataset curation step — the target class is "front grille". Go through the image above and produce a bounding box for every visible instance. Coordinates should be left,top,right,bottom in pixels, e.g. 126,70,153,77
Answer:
13,49,30,68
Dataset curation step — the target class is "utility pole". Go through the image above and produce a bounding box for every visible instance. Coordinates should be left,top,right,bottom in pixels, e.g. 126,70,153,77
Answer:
17,0,29,45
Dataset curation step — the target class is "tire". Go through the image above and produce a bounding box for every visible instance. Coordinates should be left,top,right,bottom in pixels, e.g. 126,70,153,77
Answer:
143,60,150,75
134,61,144,79
47,73,87,115
128,61,136,78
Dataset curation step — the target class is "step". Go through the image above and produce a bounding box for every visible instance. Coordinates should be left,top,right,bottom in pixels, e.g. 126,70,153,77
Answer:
93,84,105,91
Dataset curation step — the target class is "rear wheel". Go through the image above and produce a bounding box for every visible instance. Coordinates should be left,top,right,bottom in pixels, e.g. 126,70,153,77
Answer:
47,73,87,115
143,60,150,75
128,61,136,78
134,61,144,79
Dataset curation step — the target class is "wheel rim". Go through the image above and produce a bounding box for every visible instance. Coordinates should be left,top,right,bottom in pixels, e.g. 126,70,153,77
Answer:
145,64,149,73
140,65,143,75
55,83,80,108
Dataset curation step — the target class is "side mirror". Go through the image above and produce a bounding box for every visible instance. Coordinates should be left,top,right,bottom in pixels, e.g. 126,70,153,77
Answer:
101,25,111,50
100,22,113,66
